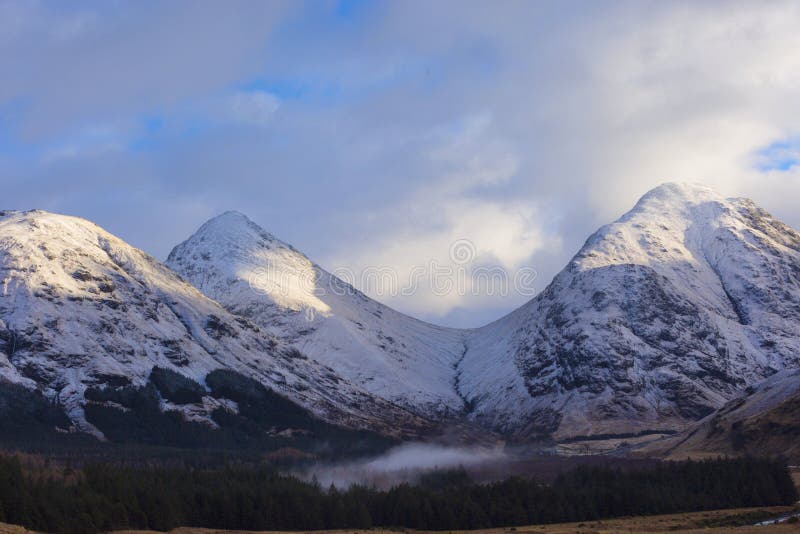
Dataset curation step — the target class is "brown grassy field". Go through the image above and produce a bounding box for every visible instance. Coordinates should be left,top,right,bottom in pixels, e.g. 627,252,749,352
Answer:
1,505,798,533
109,506,800,533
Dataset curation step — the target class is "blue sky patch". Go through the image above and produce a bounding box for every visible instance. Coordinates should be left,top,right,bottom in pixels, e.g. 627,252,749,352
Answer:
755,137,800,172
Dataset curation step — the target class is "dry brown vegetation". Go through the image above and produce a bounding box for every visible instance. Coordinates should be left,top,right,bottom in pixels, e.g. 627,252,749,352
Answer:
2,505,799,533
104,506,800,533
639,394,800,463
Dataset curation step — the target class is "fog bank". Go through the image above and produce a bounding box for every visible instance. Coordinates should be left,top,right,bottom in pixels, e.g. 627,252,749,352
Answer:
296,442,510,489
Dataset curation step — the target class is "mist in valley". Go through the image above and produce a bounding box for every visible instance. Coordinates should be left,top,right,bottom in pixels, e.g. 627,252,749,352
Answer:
294,442,511,489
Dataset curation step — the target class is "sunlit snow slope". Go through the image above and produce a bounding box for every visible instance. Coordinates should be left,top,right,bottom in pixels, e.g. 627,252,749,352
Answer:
167,212,467,419
0,210,429,439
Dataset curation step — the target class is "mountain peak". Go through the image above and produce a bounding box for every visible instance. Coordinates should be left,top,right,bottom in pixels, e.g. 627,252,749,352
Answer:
628,182,722,217
643,181,717,199
198,210,260,236
170,211,287,263
166,209,326,315
209,210,252,224
0,209,116,249
574,182,732,271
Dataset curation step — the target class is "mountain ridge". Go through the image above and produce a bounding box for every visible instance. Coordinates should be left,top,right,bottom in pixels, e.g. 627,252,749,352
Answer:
2,182,799,449
168,182,800,441
0,209,435,446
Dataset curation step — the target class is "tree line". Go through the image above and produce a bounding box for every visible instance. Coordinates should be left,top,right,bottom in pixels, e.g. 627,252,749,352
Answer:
0,455,796,533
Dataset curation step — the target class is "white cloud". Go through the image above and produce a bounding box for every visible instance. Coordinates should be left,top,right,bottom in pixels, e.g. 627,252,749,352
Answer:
228,90,280,126
3,0,800,326
316,0,800,323
324,113,555,318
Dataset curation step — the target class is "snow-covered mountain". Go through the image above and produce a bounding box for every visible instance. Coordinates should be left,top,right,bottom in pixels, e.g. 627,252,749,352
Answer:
169,183,800,442
166,212,467,419
0,209,430,444
2,182,799,448
461,183,800,439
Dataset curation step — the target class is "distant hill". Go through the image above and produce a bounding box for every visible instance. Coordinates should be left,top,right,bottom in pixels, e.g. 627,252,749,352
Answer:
639,368,800,462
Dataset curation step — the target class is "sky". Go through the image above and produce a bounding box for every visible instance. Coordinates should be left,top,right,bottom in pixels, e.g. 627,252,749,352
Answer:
2,0,800,327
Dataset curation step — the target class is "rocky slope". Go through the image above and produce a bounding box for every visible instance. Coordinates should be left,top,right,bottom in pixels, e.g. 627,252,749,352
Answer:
460,183,800,439
639,368,800,461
